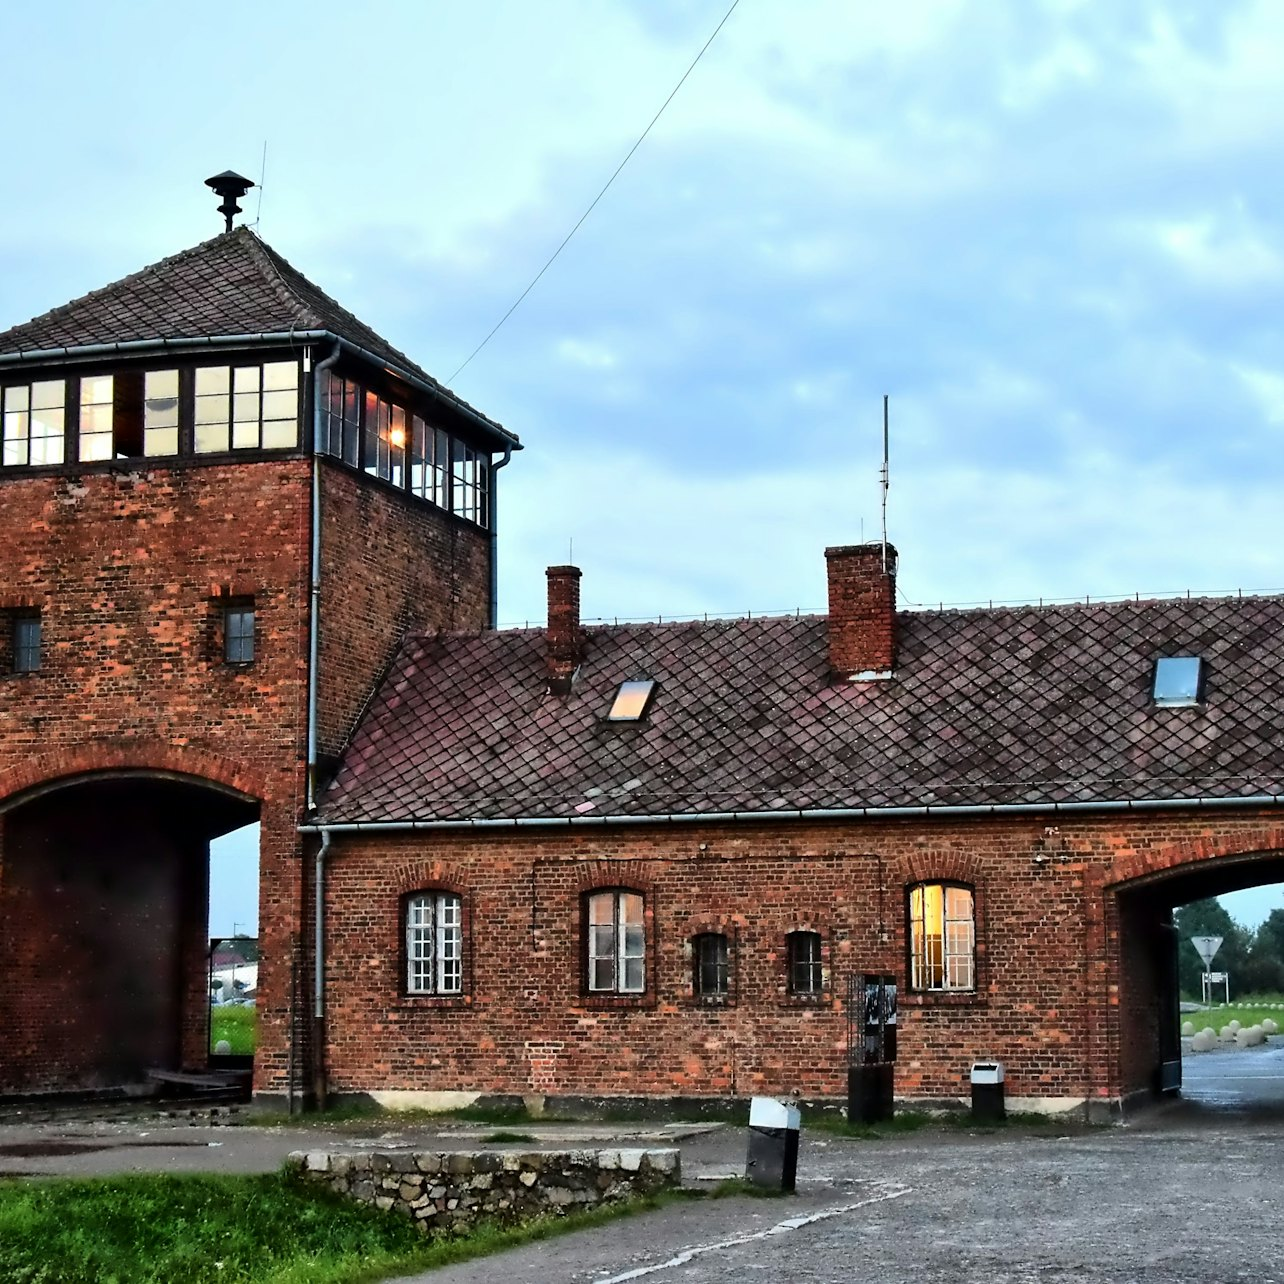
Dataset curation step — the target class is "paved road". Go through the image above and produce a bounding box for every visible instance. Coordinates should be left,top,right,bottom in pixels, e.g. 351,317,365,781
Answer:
4,1042,1284,1283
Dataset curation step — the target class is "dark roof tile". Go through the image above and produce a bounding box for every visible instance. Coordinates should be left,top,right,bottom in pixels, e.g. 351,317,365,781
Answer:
0,226,506,438
318,594,1284,822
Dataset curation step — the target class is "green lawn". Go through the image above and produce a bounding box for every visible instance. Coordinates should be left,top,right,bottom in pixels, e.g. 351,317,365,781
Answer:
210,1004,256,1055
0,1172,676,1284
1185,1001,1284,1033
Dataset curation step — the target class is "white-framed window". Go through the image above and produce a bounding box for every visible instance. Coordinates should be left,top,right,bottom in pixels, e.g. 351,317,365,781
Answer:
909,883,975,992
405,891,463,995
586,889,645,994
2,380,65,467
194,360,299,453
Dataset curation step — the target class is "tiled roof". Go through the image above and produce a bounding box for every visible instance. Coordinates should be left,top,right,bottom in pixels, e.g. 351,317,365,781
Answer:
318,594,1284,823
0,227,506,437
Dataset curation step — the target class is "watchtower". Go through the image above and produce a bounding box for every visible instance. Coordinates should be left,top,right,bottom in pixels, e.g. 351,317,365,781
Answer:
0,200,517,1097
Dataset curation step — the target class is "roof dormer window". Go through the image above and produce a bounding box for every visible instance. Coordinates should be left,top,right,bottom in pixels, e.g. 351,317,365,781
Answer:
607,680,657,722
1153,655,1203,708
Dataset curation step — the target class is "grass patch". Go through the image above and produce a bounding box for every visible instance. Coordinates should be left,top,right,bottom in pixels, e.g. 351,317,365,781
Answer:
0,1171,684,1284
806,1109,936,1139
1184,1002,1284,1033
210,1005,257,1055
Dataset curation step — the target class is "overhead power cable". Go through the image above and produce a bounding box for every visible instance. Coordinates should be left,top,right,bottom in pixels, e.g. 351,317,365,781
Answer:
447,0,742,383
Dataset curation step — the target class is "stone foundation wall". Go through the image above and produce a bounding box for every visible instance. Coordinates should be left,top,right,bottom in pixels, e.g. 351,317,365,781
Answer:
287,1147,680,1234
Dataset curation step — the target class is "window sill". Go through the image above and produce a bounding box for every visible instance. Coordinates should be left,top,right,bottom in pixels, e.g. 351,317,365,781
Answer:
681,995,734,1009
901,990,984,1008
778,993,832,1008
578,993,656,1011
393,994,472,1011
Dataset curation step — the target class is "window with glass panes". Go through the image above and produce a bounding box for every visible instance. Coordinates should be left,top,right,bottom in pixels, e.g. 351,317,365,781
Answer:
908,883,975,992
12,616,41,673
78,375,114,461
587,890,646,993
405,892,463,995
195,361,299,453
787,931,823,995
693,933,729,998
321,371,361,466
2,380,65,467
451,441,489,526
410,417,450,508
224,606,255,664
143,370,180,456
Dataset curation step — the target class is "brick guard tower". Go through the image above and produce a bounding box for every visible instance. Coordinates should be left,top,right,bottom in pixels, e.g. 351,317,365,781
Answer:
0,216,517,1099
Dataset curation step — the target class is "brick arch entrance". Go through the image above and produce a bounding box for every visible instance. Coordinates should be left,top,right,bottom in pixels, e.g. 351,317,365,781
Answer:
1104,839,1284,1110
0,765,261,1096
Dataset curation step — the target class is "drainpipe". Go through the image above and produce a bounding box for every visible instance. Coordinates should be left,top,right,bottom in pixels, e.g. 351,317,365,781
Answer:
488,444,513,629
306,342,341,1113
312,828,333,1110
306,341,343,812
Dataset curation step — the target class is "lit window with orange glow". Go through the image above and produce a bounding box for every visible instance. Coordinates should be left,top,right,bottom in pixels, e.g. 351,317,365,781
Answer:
908,883,974,992
607,679,656,722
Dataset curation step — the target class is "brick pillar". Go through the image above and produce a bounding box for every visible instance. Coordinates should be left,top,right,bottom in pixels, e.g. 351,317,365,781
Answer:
825,543,897,679
546,566,583,696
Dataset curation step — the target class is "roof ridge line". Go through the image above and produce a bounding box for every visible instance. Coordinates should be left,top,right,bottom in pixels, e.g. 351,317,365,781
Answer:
240,228,322,330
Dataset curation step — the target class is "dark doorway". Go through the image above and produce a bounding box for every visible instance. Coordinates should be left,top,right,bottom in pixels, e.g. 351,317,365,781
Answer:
0,776,257,1095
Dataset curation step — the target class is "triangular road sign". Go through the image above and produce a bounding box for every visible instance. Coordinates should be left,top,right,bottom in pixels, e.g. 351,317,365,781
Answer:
1190,935,1223,968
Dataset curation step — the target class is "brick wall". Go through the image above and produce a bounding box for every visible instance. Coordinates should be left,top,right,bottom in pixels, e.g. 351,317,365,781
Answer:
0,453,494,1097
0,459,313,1094
314,462,491,762
317,809,1284,1113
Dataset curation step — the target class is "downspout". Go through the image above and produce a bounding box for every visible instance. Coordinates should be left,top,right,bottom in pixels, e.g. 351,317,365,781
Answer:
488,444,513,629
307,341,341,1112
307,340,343,813
312,828,333,1110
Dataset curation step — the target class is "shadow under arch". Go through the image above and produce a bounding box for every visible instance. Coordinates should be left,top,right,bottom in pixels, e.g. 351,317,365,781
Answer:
0,764,262,1097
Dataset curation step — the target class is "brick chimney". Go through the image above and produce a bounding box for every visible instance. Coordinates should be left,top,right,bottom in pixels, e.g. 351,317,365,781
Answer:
546,565,583,695
825,543,897,679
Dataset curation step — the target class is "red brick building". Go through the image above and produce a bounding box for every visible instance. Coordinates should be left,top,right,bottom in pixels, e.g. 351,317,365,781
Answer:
0,223,516,1099
4,220,1282,1118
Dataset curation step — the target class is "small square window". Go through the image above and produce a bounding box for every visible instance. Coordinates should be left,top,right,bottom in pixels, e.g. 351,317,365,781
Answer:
1153,656,1203,707
224,606,255,665
607,679,656,722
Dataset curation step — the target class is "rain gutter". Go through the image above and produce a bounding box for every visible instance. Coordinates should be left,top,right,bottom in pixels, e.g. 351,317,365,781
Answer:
299,792,1284,834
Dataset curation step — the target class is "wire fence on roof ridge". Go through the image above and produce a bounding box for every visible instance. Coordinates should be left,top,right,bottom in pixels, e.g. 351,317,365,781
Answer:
496,584,1284,631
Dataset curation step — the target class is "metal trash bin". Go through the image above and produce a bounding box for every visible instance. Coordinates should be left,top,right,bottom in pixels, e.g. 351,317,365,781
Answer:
970,1061,1005,1122
847,1061,895,1125
745,1096,800,1192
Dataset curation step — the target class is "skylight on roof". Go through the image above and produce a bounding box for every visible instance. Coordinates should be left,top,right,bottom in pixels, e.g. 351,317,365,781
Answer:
607,680,656,722
1153,656,1203,707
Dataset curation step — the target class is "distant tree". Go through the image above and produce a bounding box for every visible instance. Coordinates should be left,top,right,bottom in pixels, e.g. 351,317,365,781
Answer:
1244,909,1284,995
1174,899,1249,998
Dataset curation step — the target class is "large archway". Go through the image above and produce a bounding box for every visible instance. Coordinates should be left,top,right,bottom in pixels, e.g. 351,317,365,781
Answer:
0,773,258,1095
1112,848,1284,1111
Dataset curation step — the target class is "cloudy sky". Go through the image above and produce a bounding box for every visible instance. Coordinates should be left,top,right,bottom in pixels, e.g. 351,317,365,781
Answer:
5,0,1284,931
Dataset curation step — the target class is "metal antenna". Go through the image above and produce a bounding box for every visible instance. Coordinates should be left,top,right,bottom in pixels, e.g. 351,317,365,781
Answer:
254,142,268,226
880,394,890,571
